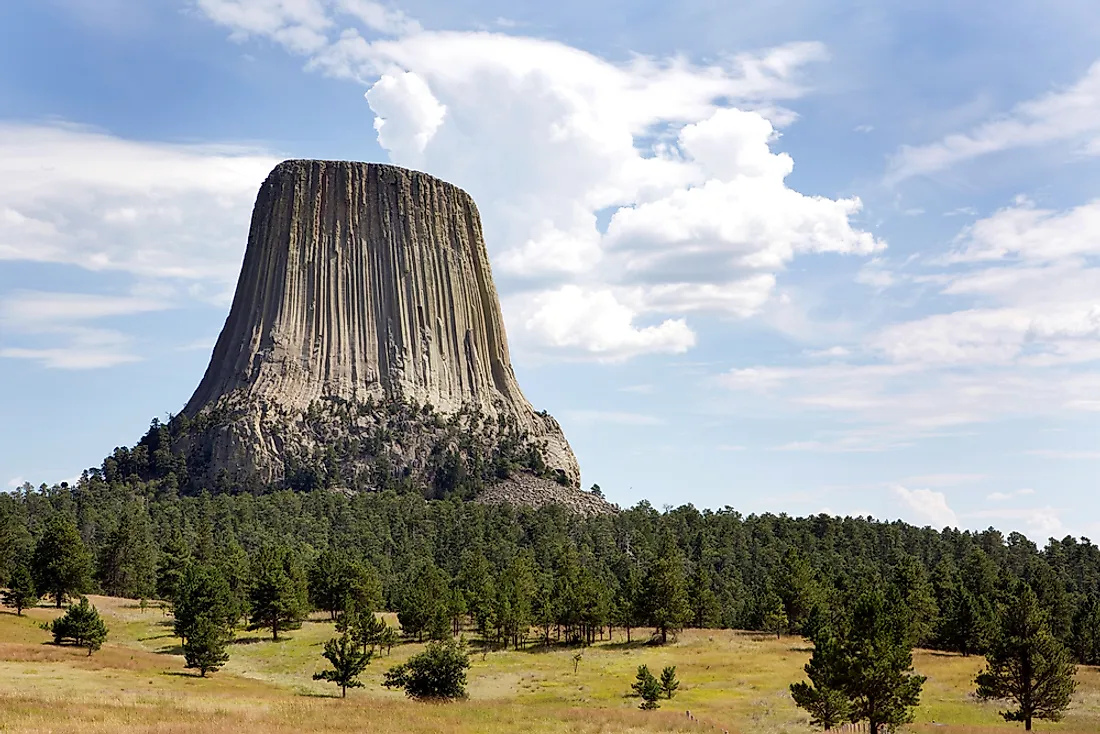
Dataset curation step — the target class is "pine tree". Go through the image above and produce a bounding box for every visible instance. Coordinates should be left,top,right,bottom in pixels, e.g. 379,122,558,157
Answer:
247,547,308,641
156,529,192,603
97,503,157,599
2,563,38,615
790,614,853,730
659,665,680,698
976,582,1077,731
891,555,939,647
939,588,991,656
313,632,372,697
32,514,93,607
49,597,108,655
791,589,924,731
397,561,450,642
778,547,821,634
762,589,789,639
641,535,691,644
183,614,231,676
1072,594,1100,665
632,665,662,709
174,564,235,644
689,563,721,629
308,551,382,621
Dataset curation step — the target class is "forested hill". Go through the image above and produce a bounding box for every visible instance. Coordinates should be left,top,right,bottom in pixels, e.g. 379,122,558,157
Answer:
4,472,1100,665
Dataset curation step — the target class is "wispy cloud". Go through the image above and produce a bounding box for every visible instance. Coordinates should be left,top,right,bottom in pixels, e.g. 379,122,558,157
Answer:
889,60,1100,181
987,488,1036,502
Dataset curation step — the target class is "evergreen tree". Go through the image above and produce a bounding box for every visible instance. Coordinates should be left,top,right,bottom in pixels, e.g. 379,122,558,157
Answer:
174,564,235,644
397,561,450,642
1072,594,1100,665
313,632,371,697
939,588,991,656
97,502,157,599
778,547,821,634
308,551,382,621
632,665,662,709
891,555,939,647
382,637,470,700
641,536,691,644
762,589,789,639
976,582,1077,731
659,665,680,699
32,514,93,607
689,563,721,629
791,589,924,732
49,596,108,655
156,528,192,602
183,614,231,676
2,563,38,615
791,614,853,730
247,547,308,641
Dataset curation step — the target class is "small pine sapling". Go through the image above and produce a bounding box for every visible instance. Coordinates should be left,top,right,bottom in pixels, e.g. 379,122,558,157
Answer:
660,665,680,699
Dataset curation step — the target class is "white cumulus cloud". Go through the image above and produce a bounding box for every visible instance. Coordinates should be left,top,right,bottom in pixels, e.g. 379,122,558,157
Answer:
892,485,958,529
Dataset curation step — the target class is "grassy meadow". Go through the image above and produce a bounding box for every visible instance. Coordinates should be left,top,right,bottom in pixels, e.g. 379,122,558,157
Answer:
2,596,1100,733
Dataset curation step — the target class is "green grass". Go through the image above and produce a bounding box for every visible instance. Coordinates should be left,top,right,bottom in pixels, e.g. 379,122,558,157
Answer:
2,595,1099,733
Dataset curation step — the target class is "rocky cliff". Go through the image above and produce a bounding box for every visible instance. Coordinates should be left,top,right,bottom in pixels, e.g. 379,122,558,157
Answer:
173,160,591,503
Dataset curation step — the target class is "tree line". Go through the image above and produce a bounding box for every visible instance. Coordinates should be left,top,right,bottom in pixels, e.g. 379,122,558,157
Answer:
5,469,1100,667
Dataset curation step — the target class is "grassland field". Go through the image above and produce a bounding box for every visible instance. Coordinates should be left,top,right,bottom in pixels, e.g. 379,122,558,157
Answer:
2,595,1099,733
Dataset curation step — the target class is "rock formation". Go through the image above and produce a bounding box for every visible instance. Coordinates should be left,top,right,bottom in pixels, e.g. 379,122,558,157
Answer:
174,160,595,507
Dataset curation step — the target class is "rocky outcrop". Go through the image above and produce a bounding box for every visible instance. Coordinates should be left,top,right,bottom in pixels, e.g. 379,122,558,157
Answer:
476,473,617,517
176,160,581,496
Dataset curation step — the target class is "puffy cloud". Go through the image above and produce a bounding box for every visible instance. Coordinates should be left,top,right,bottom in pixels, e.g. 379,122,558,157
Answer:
194,3,880,359
892,485,958,529
511,285,694,361
889,60,1100,181
0,123,278,285
365,72,446,165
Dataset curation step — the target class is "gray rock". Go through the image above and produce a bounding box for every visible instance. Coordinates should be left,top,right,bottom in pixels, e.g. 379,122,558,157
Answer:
179,160,581,493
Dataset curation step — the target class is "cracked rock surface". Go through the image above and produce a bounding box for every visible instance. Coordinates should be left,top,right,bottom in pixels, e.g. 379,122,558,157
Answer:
180,160,582,496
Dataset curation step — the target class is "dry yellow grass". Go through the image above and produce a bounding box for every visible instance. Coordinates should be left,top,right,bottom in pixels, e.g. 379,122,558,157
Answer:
2,596,1099,733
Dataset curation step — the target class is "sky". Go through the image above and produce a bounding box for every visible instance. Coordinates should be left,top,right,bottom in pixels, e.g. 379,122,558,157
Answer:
2,0,1099,541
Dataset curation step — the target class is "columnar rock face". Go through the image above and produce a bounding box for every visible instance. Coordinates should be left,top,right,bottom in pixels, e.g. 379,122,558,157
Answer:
180,160,581,493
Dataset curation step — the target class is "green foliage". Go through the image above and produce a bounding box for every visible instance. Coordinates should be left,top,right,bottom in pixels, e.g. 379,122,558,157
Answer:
247,546,308,641
49,596,108,655
2,563,38,615
97,502,157,599
383,637,470,700
938,588,992,656
183,614,231,676
631,665,661,709
891,554,939,647
174,564,235,643
659,665,679,698
778,547,821,634
156,529,192,602
397,560,451,642
313,633,372,697
761,589,789,639
791,589,925,732
641,534,690,644
976,581,1077,731
308,550,382,620
32,514,93,607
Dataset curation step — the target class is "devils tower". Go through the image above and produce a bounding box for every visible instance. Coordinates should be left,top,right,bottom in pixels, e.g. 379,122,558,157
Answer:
168,160,597,509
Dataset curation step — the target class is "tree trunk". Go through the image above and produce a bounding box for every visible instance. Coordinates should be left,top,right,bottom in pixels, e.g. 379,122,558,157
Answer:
342,683,347,698
1026,716,1032,731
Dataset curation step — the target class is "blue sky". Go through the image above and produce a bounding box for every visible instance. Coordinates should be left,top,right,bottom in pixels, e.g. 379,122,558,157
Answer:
3,0,1100,540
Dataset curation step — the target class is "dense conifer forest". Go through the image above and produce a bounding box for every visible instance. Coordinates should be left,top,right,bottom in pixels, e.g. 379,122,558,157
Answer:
3,442,1099,670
